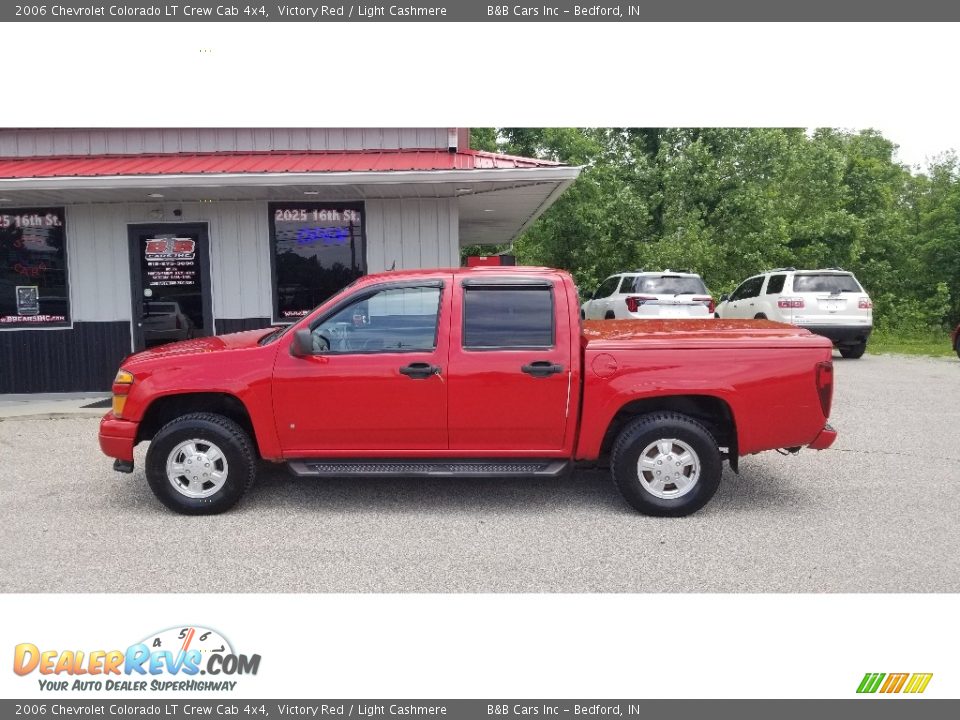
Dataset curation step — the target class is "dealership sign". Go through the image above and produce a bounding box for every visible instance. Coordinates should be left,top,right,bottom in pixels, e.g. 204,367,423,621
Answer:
12,626,261,693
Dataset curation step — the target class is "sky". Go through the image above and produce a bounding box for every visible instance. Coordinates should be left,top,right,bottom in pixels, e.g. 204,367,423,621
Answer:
870,126,959,171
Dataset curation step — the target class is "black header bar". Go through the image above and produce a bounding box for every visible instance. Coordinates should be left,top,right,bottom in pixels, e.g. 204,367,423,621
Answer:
3,0,959,21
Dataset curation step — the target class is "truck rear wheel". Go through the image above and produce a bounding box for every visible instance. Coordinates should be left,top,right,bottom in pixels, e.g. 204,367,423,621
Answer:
610,412,722,517
145,412,256,515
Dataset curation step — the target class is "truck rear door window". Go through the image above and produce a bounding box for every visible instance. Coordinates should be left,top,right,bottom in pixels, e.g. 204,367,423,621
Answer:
463,286,554,349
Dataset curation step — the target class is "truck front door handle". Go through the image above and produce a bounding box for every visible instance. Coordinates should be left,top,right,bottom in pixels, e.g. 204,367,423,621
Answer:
521,361,564,377
399,363,440,379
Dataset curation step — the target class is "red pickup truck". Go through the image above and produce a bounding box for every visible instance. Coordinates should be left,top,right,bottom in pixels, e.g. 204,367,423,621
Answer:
99,266,837,517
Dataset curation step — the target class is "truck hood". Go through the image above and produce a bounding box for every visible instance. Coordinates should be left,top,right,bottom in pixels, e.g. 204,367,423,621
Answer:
583,319,833,349
122,329,276,366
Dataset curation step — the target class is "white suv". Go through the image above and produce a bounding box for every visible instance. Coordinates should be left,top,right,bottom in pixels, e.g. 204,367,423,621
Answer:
581,270,714,320
715,268,873,358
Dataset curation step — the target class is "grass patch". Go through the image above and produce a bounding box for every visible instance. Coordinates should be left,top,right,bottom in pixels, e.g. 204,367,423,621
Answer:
868,329,957,358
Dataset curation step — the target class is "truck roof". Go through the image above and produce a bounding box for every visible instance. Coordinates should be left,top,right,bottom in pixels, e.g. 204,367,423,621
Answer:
361,266,557,281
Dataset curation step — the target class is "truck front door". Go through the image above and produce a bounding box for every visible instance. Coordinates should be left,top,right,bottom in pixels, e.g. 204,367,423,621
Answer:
272,280,450,455
446,277,573,453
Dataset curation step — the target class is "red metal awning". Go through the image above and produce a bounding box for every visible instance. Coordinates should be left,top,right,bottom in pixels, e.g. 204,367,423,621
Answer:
0,149,563,180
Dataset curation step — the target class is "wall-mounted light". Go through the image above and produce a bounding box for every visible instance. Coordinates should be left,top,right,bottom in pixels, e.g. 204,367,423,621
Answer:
304,190,320,196
147,193,164,199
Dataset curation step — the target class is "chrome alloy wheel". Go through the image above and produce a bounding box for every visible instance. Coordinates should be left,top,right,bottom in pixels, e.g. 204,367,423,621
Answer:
166,439,229,499
636,438,701,499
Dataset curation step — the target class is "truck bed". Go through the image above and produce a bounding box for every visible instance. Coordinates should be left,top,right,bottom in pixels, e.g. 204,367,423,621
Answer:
582,318,833,350
576,318,834,460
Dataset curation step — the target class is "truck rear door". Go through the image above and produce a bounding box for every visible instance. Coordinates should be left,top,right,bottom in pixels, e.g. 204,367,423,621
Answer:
446,276,573,453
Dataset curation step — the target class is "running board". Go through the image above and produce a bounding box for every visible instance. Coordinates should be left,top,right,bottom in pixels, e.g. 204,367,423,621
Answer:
287,459,570,478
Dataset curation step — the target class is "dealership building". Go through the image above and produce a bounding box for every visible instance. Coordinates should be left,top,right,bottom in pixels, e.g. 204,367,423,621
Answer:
0,128,580,393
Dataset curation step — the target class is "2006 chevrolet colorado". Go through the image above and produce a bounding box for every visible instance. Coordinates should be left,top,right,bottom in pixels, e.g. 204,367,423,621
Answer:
99,266,837,516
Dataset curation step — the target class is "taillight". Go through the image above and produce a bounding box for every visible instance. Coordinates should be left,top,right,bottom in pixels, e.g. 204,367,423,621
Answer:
112,369,134,418
816,361,833,418
778,297,805,309
625,295,656,312
693,296,715,314
858,298,873,309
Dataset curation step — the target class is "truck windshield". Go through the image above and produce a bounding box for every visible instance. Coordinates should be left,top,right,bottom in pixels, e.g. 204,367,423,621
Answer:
259,277,367,345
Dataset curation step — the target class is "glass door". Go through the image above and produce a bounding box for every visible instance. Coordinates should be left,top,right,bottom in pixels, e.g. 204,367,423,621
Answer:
128,223,213,351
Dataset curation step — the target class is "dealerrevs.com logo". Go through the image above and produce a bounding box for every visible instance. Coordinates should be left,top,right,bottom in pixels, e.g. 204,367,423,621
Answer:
13,626,261,692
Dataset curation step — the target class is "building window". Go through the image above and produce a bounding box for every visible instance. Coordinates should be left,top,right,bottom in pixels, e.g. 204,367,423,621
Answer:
269,202,365,322
0,207,70,329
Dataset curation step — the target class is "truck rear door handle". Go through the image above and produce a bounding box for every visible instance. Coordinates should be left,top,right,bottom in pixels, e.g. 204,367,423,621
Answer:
521,361,564,377
399,362,440,379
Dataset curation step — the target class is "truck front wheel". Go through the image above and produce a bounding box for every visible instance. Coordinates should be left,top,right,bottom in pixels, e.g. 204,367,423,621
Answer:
610,412,722,517
145,412,257,515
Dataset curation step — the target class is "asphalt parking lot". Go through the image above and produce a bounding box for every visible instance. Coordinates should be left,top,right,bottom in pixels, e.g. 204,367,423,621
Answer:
1,352,958,593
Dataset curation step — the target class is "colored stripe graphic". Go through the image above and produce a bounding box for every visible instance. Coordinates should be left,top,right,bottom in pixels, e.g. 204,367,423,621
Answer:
880,673,909,693
903,673,933,694
857,672,933,694
857,673,885,693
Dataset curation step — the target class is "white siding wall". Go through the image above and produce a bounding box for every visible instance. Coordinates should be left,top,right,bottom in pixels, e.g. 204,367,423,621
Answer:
365,198,458,273
65,198,459,323
0,129,452,157
66,201,273,324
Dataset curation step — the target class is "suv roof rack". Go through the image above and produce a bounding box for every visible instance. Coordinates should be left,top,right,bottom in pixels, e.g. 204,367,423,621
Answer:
768,267,796,272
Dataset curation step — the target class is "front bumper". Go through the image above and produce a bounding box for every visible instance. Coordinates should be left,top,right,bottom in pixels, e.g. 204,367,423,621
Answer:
801,324,872,345
99,412,139,462
808,423,838,450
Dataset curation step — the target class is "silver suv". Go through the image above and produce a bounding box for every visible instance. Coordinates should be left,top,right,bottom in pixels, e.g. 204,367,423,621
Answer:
715,268,873,358
581,270,714,320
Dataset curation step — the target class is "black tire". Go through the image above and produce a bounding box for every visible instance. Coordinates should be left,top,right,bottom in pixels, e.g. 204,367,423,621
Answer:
580,310,586,320
839,342,867,359
714,312,720,319
145,412,257,515
604,311,616,320
611,412,722,517
754,313,767,320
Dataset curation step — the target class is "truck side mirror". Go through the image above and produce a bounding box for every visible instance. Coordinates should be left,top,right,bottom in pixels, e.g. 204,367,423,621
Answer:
289,329,313,357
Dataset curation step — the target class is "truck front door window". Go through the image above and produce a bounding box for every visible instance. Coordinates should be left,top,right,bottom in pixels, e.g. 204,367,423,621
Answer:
311,286,441,354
